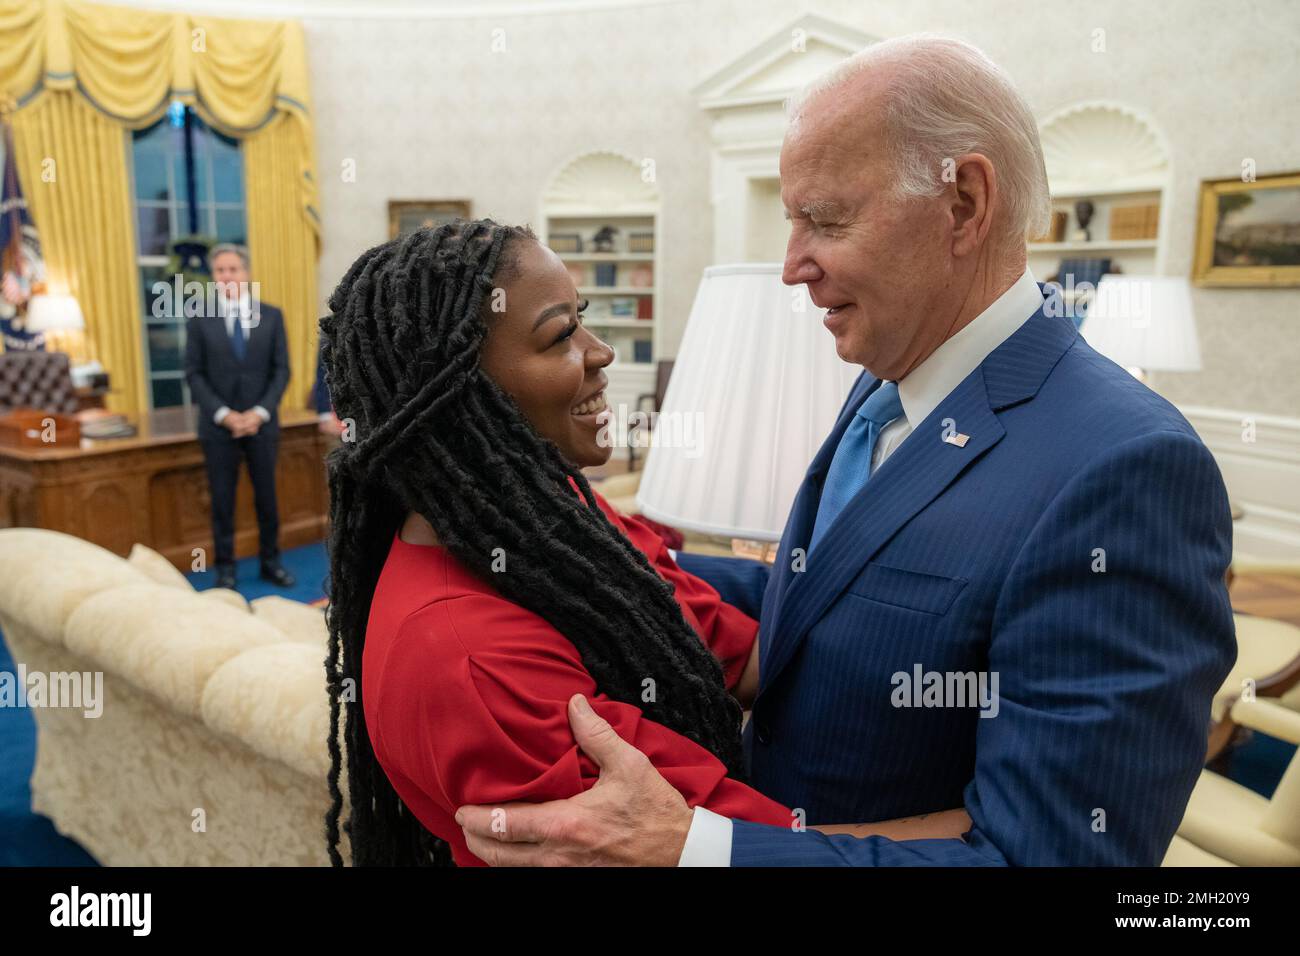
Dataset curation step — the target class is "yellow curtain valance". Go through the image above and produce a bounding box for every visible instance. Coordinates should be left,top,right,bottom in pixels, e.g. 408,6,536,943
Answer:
0,0,319,235
0,0,321,418
3,0,313,134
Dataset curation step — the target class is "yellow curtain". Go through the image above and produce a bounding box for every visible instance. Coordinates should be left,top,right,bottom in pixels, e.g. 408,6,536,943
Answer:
9,91,147,413
0,0,320,417
244,112,321,413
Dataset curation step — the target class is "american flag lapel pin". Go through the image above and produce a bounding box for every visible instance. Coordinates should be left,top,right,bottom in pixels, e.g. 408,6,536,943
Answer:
944,432,970,447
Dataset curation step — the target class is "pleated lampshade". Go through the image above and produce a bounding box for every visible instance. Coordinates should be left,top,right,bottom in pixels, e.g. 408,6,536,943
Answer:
635,264,860,541
1080,275,1202,373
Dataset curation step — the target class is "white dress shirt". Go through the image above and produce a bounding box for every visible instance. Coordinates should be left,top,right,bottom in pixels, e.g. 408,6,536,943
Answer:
213,289,271,427
676,267,1044,866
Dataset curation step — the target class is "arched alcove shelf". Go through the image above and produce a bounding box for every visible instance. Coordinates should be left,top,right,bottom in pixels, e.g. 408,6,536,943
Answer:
539,150,662,460
541,149,659,216
1030,100,1173,276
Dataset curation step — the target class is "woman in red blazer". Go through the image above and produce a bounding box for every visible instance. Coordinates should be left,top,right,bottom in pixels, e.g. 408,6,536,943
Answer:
319,219,796,867
364,485,798,866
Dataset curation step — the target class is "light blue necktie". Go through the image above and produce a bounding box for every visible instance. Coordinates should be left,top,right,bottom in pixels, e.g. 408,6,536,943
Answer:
809,381,904,552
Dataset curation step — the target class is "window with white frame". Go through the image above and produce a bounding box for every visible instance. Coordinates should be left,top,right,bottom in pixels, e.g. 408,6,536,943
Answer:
128,100,247,409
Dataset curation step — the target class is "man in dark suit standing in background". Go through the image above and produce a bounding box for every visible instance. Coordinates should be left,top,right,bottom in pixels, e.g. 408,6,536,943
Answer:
184,243,296,590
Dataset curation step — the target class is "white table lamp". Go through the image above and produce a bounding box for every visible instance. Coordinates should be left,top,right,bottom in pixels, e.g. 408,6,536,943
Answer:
25,294,86,334
635,264,860,542
1080,275,1201,379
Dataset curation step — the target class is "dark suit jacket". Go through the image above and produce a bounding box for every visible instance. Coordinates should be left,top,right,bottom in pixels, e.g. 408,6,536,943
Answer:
681,284,1235,866
184,302,290,441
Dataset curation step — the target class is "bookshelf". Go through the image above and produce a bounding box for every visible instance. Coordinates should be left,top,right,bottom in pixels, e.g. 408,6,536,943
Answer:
1029,102,1172,299
540,152,661,459
544,212,658,367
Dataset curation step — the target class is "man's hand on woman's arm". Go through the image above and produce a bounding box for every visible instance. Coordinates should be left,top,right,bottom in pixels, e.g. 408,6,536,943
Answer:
456,694,695,866
457,693,973,865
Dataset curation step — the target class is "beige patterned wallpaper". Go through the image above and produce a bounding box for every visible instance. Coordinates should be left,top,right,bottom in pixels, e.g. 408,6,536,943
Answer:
305,0,1300,418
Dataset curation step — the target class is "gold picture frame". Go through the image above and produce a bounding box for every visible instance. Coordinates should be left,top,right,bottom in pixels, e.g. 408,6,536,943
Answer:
387,200,472,240
1192,171,1300,287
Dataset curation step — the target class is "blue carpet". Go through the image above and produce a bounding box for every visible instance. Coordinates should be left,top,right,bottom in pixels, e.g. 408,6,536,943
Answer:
184,540,330,603
1217,732,1297,798
0,537,1293,865
0,631,98,866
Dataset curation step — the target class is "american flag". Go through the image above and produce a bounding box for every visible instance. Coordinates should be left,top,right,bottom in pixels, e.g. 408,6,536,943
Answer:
1,116,46,352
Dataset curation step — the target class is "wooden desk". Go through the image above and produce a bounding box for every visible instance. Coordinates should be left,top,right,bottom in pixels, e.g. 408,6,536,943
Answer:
0,407,334,571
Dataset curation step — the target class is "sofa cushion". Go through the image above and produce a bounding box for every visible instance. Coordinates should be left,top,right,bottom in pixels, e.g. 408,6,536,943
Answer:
127,543,194,591
64,584,287,718
251,595,327,645
0,529,155,645
200,587,251,613
201,642,331,779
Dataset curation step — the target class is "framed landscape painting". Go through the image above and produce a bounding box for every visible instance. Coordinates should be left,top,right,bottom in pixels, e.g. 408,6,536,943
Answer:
388,200,472,240
1193,171,1300,287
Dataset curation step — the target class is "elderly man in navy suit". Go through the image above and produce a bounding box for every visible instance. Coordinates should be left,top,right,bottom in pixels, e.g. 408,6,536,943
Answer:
455,34,1236,866
184,243,296,591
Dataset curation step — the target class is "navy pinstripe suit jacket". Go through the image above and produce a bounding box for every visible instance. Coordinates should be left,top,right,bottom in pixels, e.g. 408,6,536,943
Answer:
678,286,1236,865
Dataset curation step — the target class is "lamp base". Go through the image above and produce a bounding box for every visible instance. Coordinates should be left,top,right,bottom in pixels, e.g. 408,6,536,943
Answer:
731,538,779,564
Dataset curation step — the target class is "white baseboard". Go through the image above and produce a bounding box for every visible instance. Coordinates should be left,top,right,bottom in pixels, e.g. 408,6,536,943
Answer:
1179,405,1300,560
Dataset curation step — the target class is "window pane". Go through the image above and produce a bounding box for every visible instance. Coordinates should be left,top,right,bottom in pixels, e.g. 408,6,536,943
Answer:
132,119,174,202
210,134,243,204
132,150,170,202
173,151,209,220
132,106,247,417
140,264,175,320
215,208,247,245
133,119,168,152
150,376,184,409
147,323,183,372
137,205,170,256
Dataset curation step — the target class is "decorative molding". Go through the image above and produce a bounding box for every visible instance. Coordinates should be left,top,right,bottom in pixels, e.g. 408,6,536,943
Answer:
1179,404,1300,560
541,150,658,215
693,13,878,112
1038,100,1172,195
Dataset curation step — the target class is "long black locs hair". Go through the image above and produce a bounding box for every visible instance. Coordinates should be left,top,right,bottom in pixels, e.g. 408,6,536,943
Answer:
321,218,747,866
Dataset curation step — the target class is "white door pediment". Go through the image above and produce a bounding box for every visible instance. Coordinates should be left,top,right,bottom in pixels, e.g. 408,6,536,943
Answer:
694,13,879,112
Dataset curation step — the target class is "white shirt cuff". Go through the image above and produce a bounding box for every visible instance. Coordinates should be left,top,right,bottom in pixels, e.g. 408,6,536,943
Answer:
667,548,678,561
677,806,733,866
252,405,270,422
214,405,230,424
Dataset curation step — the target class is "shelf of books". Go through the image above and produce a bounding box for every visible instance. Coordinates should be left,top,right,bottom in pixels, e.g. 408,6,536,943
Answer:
544,213,658,363
542,211,659,459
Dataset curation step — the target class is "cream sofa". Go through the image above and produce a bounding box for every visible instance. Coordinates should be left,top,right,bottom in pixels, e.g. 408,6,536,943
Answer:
0,522,1236,867
0,528,349,866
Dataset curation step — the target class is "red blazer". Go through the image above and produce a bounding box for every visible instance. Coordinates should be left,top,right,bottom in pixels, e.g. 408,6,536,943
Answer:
362,488,793,866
